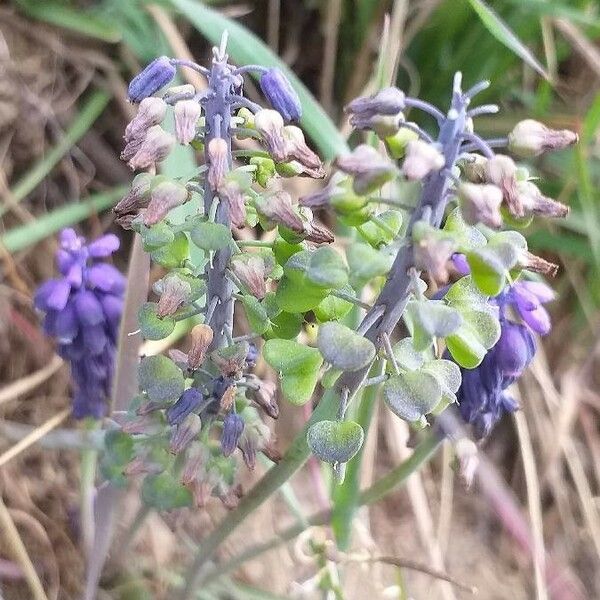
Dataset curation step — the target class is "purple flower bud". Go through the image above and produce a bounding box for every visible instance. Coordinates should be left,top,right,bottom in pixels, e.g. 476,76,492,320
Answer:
508,119,578,158
245,342,259,368
127,126,175,171
402,140,445,181
74,290,105,326
254,189,304,233
86,263,126,294
124,97,167,142
260,68,301,122
335,144,398,195
451,253,471,276
128,56,176,103
254,109,287,162
345,87,406,124
493,321,536,380
188,324,214,370
169,413,202,454
114,173,154,226
166,388,205,425
156,273,192,317
515,181,569,219
88,234,120,258
221,413,244,456
207,138,229,191
458,183,503,228
174,99,202,145
143,180,189,226
35,279,71,312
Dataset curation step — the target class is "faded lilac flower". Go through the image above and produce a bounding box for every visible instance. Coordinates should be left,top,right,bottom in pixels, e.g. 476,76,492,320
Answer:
508,119,578,158
174,99,202,145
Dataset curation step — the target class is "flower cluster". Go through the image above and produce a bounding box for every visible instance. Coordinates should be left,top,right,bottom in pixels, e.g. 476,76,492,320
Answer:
34,229,124,418
453,279,554,437
109,35,326,509
292,73,576,469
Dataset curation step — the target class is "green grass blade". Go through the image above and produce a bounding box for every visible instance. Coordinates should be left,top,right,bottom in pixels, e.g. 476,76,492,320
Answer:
167,0,348,160
466,0,549,80
14,0,122,42
1,187,126,254
504,0,600,34
2,90,111,217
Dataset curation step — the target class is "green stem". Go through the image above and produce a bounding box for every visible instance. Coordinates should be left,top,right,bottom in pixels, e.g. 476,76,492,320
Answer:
236,240,273,248
80,419,99,558
177,387,340,600
198,433,442,587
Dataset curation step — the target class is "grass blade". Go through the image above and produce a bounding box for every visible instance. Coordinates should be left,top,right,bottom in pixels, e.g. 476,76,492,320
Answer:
466,0,549,80
2,90,111,217
168,0,349,160
14,0,122,42
1,187,126,254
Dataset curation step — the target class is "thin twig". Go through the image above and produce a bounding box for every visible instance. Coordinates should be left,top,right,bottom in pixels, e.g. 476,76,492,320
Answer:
0,496,49,600
0,408,70,468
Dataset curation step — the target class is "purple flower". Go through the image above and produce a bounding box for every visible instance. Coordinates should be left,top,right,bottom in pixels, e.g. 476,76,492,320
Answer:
220,413,244,456
455,319,536,438
166,388,205,426
34,229,124,419
259,68,302,122
506,280,554,335
128,56,176,103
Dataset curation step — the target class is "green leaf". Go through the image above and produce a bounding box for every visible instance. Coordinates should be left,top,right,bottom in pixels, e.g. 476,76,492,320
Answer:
168,0,348,160
314,289,354,322
141,472,193,511
263,340,323,405
466,247,507,296
306,247,348,289
466,0,548,80
390,338,426,372
138,302,176,341
140,222,175,250
347,244,393,283
190,221,232,251
307,420,364,464
357,210,403,247
150,232,191,268
263,310,303,340
444,277,501,368
275,275,330,313
406,300,463,351
383,370,442,423
317,322,376,372
241,295,270,335
138,355,185,403
422,359,462,404
273,236,303,266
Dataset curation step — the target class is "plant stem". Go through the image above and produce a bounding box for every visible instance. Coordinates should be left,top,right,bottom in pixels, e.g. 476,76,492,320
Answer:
80,419,99,559
177,387,340,599
197,433,441,587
